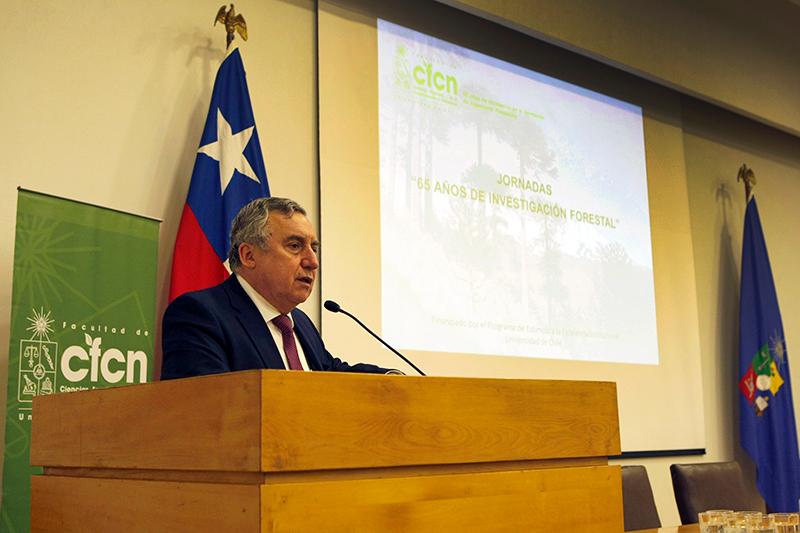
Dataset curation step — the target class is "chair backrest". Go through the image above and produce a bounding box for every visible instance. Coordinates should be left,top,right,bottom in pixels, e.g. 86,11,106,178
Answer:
621,465,662,531
670,461,765,524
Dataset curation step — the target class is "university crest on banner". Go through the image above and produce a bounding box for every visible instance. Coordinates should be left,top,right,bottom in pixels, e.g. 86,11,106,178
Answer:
18,309,58,402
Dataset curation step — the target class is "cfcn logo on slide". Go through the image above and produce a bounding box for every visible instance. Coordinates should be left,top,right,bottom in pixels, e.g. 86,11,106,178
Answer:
18,307,149,406
412,61,458,95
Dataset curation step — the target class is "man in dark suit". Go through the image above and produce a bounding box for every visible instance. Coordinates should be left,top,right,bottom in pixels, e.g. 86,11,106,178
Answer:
161,197,391,379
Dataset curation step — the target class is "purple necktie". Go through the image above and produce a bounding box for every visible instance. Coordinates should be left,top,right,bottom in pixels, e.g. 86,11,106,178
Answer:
272,314,303,371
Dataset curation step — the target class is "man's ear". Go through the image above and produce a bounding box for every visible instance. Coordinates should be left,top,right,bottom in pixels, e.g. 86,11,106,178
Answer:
238,242,257,269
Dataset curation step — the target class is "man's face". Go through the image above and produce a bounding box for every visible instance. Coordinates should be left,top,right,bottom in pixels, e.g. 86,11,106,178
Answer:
240,212,319,314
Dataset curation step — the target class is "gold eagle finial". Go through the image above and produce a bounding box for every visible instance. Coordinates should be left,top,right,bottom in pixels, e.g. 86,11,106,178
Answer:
737,164,757,202
215,4,248,50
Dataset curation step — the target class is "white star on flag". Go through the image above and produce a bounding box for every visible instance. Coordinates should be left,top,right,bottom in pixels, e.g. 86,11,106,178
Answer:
198,109,260,194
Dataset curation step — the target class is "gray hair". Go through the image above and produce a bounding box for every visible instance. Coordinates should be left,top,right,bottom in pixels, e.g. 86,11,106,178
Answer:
227,197,307,271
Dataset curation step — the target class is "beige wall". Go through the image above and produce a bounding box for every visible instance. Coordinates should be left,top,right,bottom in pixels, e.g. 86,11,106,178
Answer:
2,0,800,528
0,0,318,496
440,0,800,136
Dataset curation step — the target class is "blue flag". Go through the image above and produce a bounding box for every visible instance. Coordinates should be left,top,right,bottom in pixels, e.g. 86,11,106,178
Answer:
738,197,800,511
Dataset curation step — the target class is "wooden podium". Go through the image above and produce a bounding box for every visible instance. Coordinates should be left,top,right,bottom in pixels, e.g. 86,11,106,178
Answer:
30,370,623,531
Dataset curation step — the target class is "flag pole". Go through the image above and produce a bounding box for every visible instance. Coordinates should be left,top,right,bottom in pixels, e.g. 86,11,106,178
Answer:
737,164,757,202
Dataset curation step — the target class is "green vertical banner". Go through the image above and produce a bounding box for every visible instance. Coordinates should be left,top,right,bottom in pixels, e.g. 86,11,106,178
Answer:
1,189,159,532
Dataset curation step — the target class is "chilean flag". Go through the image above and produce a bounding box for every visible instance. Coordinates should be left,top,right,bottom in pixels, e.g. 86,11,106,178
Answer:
169,48,270,301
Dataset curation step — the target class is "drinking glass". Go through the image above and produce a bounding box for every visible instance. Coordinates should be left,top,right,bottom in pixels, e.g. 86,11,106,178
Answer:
726,511,758,533
700,510,733,533
745,513,775,533
771,513,800,533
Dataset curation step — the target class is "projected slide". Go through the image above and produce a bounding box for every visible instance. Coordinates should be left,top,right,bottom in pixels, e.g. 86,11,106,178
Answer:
377,20,657,364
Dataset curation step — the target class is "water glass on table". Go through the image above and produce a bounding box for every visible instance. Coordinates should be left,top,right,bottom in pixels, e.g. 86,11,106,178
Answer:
744,513,775,533
699,510,733,533
724,511,760,533
771,513,800,533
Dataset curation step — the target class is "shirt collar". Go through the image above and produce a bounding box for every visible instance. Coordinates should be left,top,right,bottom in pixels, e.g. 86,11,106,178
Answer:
235,273,293,327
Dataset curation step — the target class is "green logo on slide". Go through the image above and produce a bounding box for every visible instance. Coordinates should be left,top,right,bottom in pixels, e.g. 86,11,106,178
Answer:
413,62,458,95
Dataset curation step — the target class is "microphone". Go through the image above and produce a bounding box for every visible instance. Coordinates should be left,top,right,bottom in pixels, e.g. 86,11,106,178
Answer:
324,300,426,376
323,300,341,313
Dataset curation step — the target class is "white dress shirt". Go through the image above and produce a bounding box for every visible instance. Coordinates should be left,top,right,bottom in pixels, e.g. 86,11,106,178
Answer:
236,274,310,371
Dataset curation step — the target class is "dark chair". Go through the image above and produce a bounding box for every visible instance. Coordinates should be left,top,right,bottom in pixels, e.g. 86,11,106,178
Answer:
621,465,661,531
670,461,765,524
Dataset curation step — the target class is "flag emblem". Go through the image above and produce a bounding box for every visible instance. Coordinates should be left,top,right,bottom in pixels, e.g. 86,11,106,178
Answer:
739,339,785,416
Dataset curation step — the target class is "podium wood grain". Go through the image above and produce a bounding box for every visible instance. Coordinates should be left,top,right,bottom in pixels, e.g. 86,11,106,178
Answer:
32,467,623,532
260,465,622,532
32,370,620,471
31,476,260,532
30,370,623,531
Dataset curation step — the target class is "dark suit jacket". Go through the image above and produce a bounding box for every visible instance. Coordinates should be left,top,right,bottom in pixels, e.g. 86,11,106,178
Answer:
161,276,389,379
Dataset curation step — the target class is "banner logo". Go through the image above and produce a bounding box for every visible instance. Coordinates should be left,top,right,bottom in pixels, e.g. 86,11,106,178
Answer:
18,308,58,404
61,333,147,385
17,305,150,407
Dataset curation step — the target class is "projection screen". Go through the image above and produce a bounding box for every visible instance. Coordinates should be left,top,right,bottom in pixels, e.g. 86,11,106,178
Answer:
317,0,705,453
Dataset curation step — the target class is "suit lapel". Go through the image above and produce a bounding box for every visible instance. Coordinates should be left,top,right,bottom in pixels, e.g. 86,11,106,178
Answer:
224,276,286,370
292,310,321,371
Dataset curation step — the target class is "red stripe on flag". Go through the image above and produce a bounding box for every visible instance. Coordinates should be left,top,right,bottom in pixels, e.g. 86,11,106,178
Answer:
168,204,229,302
